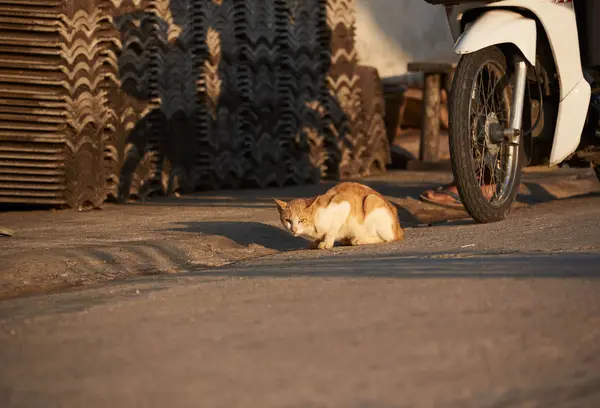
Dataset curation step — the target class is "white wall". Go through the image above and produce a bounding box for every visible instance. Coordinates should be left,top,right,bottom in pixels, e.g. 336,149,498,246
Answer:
355,0,454,77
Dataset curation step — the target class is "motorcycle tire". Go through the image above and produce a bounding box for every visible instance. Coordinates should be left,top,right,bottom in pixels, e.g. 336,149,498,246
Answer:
449,46,525,223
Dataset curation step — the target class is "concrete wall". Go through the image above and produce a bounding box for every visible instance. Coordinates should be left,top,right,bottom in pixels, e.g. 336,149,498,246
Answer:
355,0,454,78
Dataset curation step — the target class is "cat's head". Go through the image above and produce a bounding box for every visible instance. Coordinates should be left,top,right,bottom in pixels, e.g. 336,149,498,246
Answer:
274,197,317,236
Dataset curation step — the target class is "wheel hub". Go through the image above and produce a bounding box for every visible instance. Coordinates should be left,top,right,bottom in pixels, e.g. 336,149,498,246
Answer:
482,112,501,156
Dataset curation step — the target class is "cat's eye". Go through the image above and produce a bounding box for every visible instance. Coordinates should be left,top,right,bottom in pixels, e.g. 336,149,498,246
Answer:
299,218,306,223
284,219,291,224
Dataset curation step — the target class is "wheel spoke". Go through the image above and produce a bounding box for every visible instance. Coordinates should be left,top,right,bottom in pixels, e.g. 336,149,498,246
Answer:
466,58,516,207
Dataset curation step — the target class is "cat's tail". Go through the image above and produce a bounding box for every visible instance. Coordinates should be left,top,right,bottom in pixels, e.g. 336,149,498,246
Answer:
386,202,404,241
392,220,404,241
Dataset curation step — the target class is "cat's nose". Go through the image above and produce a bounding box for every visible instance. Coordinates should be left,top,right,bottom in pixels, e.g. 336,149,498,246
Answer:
291,226,298,233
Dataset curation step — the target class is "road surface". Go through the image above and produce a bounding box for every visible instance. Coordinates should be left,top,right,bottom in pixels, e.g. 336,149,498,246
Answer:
1,195,600,407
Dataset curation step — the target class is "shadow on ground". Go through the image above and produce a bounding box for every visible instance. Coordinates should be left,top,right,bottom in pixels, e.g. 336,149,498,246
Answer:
188,251,600,280
4,251,599,321
169,221,306,251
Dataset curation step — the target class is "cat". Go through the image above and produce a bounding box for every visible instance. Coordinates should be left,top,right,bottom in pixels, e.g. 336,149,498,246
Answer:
274,182,404,249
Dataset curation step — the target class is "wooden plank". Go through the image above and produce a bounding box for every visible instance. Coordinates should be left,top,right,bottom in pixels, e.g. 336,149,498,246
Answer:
407,61,457,74
419,73,442,162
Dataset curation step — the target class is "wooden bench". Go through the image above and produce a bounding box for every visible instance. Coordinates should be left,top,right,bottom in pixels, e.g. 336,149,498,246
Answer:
406,59,457,163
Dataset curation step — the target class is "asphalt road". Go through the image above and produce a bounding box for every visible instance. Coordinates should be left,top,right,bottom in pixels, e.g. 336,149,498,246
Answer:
1,196,600,408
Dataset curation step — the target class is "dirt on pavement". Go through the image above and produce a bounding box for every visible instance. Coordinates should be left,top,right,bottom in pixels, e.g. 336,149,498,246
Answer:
0,168,598,300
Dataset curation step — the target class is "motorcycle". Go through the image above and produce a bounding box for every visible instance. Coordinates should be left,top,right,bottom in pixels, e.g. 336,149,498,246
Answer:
424,0,600,222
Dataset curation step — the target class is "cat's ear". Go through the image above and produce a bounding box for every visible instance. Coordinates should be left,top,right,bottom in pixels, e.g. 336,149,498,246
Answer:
305,196,318,208
274,199,288,213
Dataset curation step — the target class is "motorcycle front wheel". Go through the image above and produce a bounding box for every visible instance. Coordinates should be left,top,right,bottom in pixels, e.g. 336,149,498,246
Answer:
449,46,525,223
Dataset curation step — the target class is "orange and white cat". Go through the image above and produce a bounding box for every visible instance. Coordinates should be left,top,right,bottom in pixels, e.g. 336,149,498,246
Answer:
274,182,404,249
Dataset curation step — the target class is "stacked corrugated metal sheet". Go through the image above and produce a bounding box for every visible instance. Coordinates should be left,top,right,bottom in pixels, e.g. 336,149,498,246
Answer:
59,0,111,208
323,0,389,179
0,0,67,205
286,0,330,185
102,0,165,202
1,0,389,207
213,0,254,189
356,65,389,174
238,0,286,188
0,0,116,208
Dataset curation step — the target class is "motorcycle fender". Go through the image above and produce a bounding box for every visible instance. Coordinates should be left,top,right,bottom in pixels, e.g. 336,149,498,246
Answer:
549,78,591,165
453,9,537,66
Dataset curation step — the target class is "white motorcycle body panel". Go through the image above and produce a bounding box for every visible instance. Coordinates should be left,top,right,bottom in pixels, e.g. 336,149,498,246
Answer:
446,0,591,164
549,78,591,164
454,10,537,66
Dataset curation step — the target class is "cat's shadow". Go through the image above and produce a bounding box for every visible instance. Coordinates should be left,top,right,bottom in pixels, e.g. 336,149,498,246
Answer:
169,221,306,251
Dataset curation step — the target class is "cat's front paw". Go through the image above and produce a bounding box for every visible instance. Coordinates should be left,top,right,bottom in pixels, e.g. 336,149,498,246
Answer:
308,240,321,250
317,241,334,250
339,238,353,246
